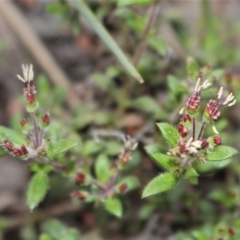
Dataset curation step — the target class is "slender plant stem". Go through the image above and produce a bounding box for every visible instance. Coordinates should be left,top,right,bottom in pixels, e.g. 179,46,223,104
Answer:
30,113,39,149
192,117,196,141
133,2,161,65
121,1,161,114
197,122,207,140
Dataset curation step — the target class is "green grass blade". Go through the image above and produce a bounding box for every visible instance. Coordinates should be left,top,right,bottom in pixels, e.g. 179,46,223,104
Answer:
67,0,144,83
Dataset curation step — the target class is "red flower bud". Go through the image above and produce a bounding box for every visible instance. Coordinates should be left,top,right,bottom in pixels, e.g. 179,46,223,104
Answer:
181,114,191,123
228,227,235,236
186,92,201,114
13,148,23,156
20,145,28,155
213,136,222,146
3,139,14,151
177,124,188,138
71,191,85,200
201,140,209,149
75,172,85,184
26,93,35,104
204,100,220,121
20,119,28,127
42,113,50,125
119,183,128,193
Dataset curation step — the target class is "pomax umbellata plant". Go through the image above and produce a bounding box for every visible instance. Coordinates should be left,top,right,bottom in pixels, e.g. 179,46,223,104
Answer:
0,64,139,217
142,77,238,198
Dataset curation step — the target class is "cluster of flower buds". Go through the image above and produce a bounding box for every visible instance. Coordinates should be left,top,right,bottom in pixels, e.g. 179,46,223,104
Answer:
2,139,29,160
168,78,236,166
118,136,138,166
2,64,50,160
71,135,137,202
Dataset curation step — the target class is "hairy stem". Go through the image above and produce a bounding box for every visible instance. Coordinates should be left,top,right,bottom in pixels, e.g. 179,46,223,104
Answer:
192,117,196,141
30,113,39,149
197,122,207,140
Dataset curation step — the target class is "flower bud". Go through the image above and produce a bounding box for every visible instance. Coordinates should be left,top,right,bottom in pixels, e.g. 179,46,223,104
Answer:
186,92,201,115
119,183,128,194
71,191,85,200
228,227,235,236
181,114,191,123
75,172,85,184
3,139,14,152
204,100,220,121
177,124,188,138
201,140,209,149
42,113,50,126
213,135,222,146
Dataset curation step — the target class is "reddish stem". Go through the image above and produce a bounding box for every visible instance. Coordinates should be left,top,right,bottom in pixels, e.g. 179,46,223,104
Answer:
197,122,207,140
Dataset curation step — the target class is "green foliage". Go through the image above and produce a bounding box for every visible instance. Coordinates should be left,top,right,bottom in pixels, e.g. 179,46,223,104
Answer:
104,197,123,217
156,123,179,147
151,152,174,170
142,173,178,198
47,139,79,158
95,154,110,183
27,171,49,210
117,0,155,7
66,0,144,83
41,219,80,240
0,126,26,145
206,146,238,161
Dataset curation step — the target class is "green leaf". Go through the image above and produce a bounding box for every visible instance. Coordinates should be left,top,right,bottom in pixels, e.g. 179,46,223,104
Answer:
187,57,199,80
167,75,188,97
46,3,66,14
148,37,167,56
95,154,110,183
118,0,154,6
41,219,67,239
131,96,160,113
195,159,231,173
27,171,49,210
104,140,122,156
144,144,162,155
0,126,26,145
151,153,174,170
82,140,104,157
104,197,123,217
208,69,224,80
142,172,178,198
206,145,238,161
67,0,144,83
184,167,199,179
39,234,53,240
47,140,79,158
117,176,140,192
59,229,80,240
156,123,179,147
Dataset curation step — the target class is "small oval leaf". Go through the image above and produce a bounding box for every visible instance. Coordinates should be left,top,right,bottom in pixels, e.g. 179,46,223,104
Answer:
104,197,123,217
95,154,110,183
156,123,179,147
47,140,79,158
142,172,178,198
151,153,175,170
27,171,49,210
206,145,238,161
